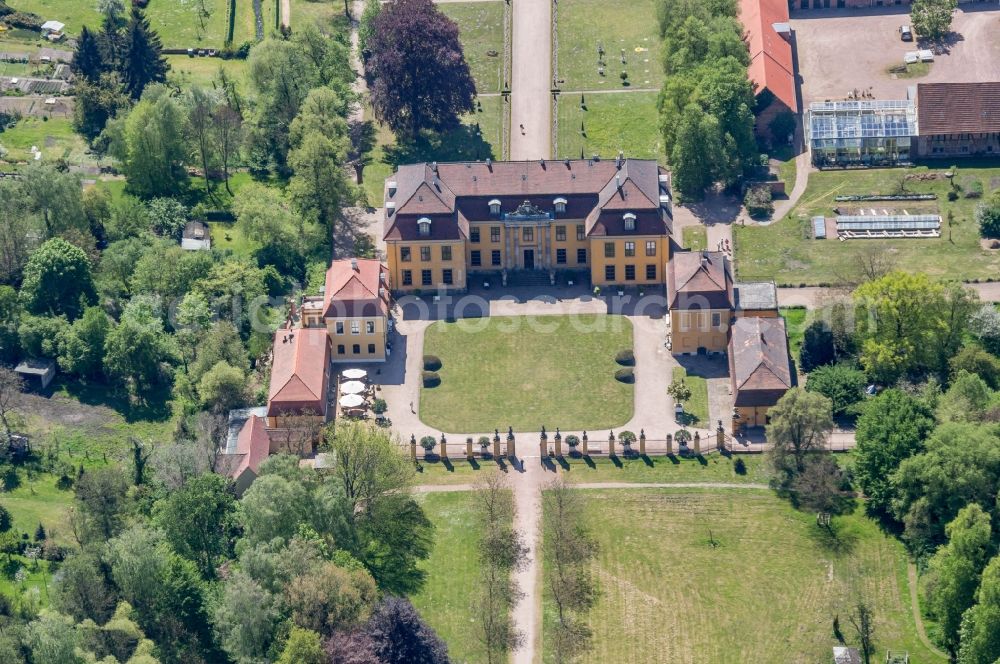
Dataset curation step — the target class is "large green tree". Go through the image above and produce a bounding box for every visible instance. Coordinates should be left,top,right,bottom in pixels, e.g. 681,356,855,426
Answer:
958,554,1000,664
120,8,168,98
765,388,834,485
853,389,934,515
19,238,96,320
103,295,176,394
153,473,234,578
804,364,867,417
56,306,111,379
911,0,958,41
108,86,188,199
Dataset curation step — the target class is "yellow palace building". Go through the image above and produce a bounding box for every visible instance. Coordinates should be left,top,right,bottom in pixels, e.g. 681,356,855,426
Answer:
381,157,674,291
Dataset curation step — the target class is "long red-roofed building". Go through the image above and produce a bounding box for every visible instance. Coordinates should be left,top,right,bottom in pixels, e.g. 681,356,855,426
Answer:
739,0,798,138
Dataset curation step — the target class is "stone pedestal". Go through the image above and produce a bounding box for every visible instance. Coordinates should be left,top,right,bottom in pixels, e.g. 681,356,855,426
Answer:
554,433,562,457
410,438,417,462
582,432,589,456
639,430,646,455
693,431,700,455
608,432,616,457
440,434,448,459
666,433,673,455
493,438,500,459
507,434,515,458
716,426,725,451
466,438,474,459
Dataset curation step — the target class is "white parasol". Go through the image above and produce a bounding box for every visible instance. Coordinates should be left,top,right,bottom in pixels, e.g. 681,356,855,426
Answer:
339,394,365,408
342,368,368,380
340,380,366,395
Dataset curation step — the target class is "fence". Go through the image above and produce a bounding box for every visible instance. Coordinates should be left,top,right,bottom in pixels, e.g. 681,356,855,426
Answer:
403,427,855,462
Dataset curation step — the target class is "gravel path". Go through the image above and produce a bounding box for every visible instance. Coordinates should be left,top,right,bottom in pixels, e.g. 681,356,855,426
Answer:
509,0,552,159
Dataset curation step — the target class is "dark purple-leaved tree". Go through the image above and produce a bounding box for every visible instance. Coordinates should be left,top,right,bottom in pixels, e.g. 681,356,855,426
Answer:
325,596,450,664
366,0,475,139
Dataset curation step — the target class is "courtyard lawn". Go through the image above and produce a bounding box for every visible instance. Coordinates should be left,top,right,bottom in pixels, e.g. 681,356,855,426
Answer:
780,307,809,365
420,315,634,433
412,490,488,664
543,488,945,664
671,366,708,426
735,163,1000,285
557,91,661,161
439,1,506,94
555,0,661,91
681,225,707,251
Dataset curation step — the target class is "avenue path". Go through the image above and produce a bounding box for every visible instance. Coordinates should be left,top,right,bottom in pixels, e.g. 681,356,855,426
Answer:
509,0,552,159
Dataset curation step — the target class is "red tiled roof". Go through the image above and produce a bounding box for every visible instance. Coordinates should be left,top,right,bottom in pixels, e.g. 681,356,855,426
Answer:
917,82,1000,136
667,251,734,310
267,327,330,417
323,258,390,318
221,415,271,481
729,317,793,407
740,0,797,113
383,159,671,241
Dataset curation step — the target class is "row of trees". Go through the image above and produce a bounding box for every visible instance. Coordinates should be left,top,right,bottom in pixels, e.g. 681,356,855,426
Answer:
0,421,447,664
655,0,758,200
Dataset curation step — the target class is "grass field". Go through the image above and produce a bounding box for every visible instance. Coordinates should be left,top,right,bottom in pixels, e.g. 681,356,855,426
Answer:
420,315,634,433
735,163,1000,285
780,307,809,367
681,226,707,251
556,91,661,161
440,1,505,94
0,117,94,166
7,0,101,35
412,490,487,664
671,366,708,426
543,488,945,664
166,55,250,91
555,0,661,91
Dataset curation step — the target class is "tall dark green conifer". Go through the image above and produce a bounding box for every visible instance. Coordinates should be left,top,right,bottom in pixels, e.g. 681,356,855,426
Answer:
120,8,168,99
73,26,105,83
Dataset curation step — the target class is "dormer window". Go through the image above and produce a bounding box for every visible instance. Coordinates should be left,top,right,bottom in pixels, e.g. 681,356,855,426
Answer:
489,199,502,216
623,212,636,231
387,180,397,196
417,217,432,236
553,197,567,214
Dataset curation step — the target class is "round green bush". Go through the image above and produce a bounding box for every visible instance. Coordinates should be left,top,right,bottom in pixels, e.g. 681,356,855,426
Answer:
422,371,441,388
423,355,442,371
565,434,580,447
675,429,692,444
478,436,491,447
372,398,387,414
419,436,437,451
734,458,747,475
618,430,637,444
615,349,635,366
614,368,635,384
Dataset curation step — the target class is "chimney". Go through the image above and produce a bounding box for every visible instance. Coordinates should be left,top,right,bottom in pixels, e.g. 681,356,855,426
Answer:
351,257,359,271
539,159,545,169
431,161,438,173
616,150,623,169
564,158,570,168
615,173,621,190
486,157,492,170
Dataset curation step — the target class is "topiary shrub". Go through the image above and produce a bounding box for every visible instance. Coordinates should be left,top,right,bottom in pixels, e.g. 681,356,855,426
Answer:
478,435,491,449
565,434,580,448
419,436,437,451
614,368,635,384
423,355,442,371
615,349,635,366
675,429,692,445
618,430,636,444
422,371,441,388
372,398,387,414
734,458,747,475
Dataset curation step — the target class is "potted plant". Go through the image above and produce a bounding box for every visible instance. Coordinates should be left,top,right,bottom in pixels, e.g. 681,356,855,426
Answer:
419,436,437,457
618,431,636,451
565,434,580,454
478,435,492,457
372,398,387,415
675,429,692,453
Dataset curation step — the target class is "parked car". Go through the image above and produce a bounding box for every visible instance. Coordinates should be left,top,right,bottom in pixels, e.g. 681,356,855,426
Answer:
900,25,913,41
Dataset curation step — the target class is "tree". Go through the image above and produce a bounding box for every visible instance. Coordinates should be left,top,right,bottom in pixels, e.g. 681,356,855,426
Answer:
545,479,598,664
284,562,378,635
937,370,994,423
911,0,958,41
288,131,353,247
73,466,129,543
73,25,106,82
799,320,836,372
197,361,248,412
969,304,1000,355
57,306,111,379
0,367,23,447
27,612,83,664
120,8,168,99
951,344,1000,390
211,572,280,664
804,364,867,417
667,378,692,405
18,313,68,359
977,194,1000,239
20,238,96,320
791,454,846,514
103,295,176,394
185,87,218,195
765,388,834,483
358,0,382,62
355,493,433,595
366,596,450,664
153,473,234,578
327,421,414,516
847,600,876,664
51,553,115,624
18,163,87,238
957,553,1000,664
923,504,993,656
892,422,1000,550
73,72,130,141
669,103,725,200
853,389,934,515
277,627,325,664
108,86,188,198
146,197,188,240
0,184,33,285
211,103,243,195
367,0,476,138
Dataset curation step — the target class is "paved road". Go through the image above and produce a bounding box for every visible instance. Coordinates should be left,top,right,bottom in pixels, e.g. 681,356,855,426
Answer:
509,0,552,160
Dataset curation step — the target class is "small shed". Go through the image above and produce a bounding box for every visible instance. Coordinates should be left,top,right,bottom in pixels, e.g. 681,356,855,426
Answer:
181,221,211,251
40,21,65,41
15,358,56,390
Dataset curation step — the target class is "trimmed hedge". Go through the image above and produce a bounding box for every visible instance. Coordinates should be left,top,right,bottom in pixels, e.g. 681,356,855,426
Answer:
422,371,441,388
614,368,635,384
615,349,635,366
423,355,442,371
